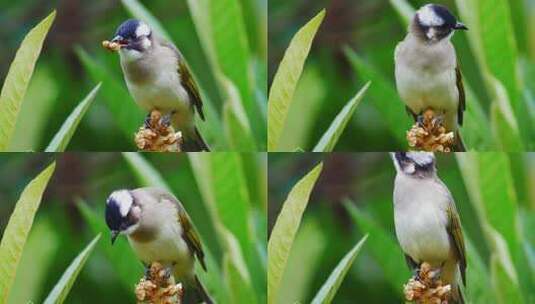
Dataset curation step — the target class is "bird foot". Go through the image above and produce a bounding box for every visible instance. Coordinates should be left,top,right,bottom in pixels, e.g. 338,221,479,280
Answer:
135,262,183,304
404,262,451,304
407,108,456,152
135,109,183,152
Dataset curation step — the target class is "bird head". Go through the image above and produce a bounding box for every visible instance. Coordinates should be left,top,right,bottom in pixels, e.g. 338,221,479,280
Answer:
412,4,467,43
110,19,153,60
105,189,142,244
390,152,436,176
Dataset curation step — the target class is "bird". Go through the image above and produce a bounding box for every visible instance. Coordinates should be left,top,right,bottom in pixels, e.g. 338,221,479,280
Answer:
105,187,213,304
109,19,209,151
391,152,466,304
394,4,468,151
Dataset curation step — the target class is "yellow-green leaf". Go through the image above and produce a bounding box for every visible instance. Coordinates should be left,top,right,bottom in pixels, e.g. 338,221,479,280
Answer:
313,82,370,152
268,163,323,304
0,162,56,303
43,235,101,304
0,11,56,151
122,152,171,191
45,83,101,152
311,235,368,304
268,10,325,151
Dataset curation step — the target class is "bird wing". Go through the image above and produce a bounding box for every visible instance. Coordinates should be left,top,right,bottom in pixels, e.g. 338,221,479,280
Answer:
456,65,466,126
160,40,205,121
160,190,208,271
447,199,466,286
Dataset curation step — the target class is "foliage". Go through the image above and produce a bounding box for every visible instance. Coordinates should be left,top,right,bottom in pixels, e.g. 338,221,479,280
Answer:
0,0,266,151
269,153,535,302
268,0,535,151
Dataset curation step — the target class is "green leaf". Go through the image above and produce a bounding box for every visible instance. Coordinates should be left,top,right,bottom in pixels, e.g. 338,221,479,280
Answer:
121,152,171,191
311,235,368,304
268,10,326,151
491,80,524,152
222,231,257,304
490,247,524,304
344,201,409,292
344,47,410,144
45,83,101,152
0,162,56,303
224,102,257,151
0,11,56,151
388,0,415,26
209,0,262,136
221,78,257,151
120,0,172,41
268,163,323,304
76,48,144,138
313,82,370,152
43,234,101,304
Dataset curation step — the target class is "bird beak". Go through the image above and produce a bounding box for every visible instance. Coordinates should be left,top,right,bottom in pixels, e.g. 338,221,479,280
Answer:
454,22,468,30
111,230,119,245
110,35,127,47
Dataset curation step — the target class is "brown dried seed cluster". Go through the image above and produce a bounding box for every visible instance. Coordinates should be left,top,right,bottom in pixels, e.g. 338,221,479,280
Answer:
102,40,122,52
135,262,183,304
135,110,183,152
404,262,452,304
406,109,454,152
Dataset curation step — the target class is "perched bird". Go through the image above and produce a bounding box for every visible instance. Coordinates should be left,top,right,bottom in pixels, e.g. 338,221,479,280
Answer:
394,4,467,151
109,19,209,151
105,187,213,304
391,152,466,303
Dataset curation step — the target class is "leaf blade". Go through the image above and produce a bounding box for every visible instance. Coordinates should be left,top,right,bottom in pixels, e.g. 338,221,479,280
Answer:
267,163,323,304
0,11,56,151
311,235,368,304
45,83,101,152
0,162,56,302
313,82,370,152
268,10,326,151
43,235,101,304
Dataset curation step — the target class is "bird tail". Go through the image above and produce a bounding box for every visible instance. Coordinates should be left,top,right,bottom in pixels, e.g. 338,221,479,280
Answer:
193,274,213,304
451,285,465,304
182,127,210,152
454,130,466,152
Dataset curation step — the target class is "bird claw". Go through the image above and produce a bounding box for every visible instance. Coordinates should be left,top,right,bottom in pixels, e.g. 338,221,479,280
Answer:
160,113,172,128
144,113,153,129
416,115,425,127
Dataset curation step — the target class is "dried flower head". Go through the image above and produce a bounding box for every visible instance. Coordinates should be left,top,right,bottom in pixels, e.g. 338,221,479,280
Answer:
135,110,183,152
135,262,183,304
102,40,121,52
404,262,452,304
406,109,455,152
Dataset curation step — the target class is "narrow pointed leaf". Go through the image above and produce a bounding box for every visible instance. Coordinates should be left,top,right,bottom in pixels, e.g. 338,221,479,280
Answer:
268,163,323,304
45,84,101,152
122,152,171,191
313,82,370,152
43,234,101,304
0,162,56,302
344,202,408,291
0,11,56,151
389,0,415,26
311,235,368,304
268,10,326,151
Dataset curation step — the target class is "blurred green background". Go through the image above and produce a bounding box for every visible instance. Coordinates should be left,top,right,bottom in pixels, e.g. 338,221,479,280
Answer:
0,152,267,303
268,0,535,151
0,0,267,151
268,152,535,303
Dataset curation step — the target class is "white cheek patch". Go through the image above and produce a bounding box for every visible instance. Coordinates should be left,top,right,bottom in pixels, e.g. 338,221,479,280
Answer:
136,22,151,38
407,152,435,166
141,37,151,49
404,163,416,174
426,27,437,40
110,190,133,217
418,5,444,27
